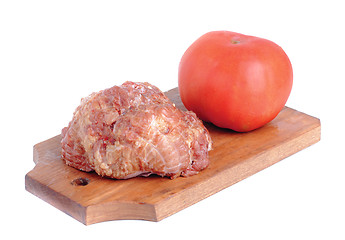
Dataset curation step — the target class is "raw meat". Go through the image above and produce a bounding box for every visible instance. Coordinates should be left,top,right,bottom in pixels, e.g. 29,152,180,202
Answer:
61,81,212,179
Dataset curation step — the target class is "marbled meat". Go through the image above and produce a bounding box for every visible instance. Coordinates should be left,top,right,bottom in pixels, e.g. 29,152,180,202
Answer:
61,81,212,179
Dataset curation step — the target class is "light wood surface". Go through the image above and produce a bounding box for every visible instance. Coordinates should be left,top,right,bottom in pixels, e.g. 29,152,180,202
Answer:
25,87,321,225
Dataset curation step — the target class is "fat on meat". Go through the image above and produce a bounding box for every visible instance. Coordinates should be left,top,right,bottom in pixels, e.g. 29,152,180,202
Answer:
61,81,212,179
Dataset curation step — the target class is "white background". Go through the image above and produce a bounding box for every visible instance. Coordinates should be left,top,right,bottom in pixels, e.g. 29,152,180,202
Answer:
1,0,344,239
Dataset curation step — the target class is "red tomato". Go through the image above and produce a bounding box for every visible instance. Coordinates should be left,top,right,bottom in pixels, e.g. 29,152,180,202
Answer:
178,31,293,132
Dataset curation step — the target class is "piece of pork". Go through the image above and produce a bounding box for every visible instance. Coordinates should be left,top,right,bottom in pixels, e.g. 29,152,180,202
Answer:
61,81,212,179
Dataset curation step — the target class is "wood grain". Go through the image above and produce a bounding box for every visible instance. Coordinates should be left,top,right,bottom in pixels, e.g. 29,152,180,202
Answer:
25,87,321,225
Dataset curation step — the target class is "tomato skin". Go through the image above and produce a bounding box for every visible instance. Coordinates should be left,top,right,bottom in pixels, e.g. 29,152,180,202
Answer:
178,31,293,132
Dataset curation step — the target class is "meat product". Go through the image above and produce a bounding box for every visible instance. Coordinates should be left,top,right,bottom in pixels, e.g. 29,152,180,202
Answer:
61,81,212,179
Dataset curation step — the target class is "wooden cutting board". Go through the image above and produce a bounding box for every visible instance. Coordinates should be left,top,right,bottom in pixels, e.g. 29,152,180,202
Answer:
25,88,321,225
